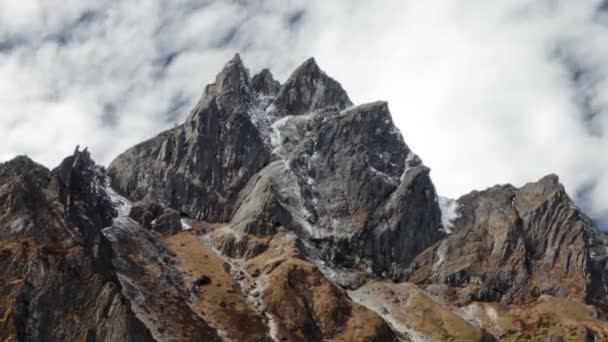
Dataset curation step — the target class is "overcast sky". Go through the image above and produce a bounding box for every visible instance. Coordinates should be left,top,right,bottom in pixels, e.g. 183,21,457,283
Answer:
1,0,607,229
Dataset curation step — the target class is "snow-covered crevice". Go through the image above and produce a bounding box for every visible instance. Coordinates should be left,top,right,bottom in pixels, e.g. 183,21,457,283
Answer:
199,233,257,295
269,112,315,158
432,240,448,273
438,196,460,233
104,177,133,225
259,111,326,240
247,99,276,150
265,312,281,342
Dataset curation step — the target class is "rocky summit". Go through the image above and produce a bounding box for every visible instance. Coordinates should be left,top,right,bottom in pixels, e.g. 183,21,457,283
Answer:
1,54,608,341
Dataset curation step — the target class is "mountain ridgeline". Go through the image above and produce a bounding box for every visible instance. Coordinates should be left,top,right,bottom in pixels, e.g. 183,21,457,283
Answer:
1,54,608,341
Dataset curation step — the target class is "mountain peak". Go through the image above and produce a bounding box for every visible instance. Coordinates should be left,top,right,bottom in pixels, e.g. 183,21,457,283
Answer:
272,57,352,115
197,53,252,105
229,52,243,65
252,68,280,96
298,57,320,72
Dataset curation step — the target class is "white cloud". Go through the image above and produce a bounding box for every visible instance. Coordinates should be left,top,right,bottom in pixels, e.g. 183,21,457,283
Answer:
0,0,606,226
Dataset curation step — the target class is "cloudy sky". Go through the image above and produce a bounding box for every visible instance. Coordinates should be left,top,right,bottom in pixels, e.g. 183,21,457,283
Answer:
1,0,607,229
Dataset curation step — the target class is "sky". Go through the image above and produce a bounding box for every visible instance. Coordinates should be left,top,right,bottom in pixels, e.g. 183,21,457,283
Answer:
0,0,607,229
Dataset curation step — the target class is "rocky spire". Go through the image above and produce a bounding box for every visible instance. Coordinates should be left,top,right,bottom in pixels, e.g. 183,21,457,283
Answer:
272,57,352,115
251,68,280,97
210,53,249,95
193,53,254,114
109,54,271,222
52,146,115,244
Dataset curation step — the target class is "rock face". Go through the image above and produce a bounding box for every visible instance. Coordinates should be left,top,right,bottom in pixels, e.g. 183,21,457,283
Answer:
108,54,271,222
266,101,443,279
108,54,444,280
0,152,155,342
2,55,608,341
271,57,352,116
407,175,608,312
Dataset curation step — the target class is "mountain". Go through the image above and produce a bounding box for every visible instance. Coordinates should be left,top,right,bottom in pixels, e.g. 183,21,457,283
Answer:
1,54,608,341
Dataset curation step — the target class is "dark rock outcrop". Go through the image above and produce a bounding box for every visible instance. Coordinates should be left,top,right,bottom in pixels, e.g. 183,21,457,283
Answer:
152,208,182,235
251,68,280,97
0,154,156,342
0,156,58,240
272,57,352,116
51,147,115,245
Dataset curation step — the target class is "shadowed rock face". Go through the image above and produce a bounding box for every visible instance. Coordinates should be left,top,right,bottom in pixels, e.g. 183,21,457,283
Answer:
52,147,116,245
407,175,608,312
264,101,443,279
2,55,608,341
0,152,156,342
272,58,352,116
252,68,280,97
108,54,271,222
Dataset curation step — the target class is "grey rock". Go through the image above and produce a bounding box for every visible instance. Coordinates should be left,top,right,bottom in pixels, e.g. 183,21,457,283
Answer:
0,156,56,238
271,57,352,116
108,53,271,222
263,101,443,279
252,68,280,97
0,154,156,342
152,208,182,235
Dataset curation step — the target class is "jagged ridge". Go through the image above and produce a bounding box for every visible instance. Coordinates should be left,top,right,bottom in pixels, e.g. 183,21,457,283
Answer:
107,53,444,280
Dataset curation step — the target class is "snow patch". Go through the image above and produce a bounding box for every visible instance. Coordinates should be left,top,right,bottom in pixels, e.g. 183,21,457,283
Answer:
432,240,448,272
105,179,132,219
269,116,291,155
248,101,274,148
180,218,192,231
438,196,459,233
266,313,281,342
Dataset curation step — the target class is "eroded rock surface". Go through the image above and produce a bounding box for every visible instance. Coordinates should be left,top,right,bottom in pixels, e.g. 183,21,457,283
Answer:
407,175,608,314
